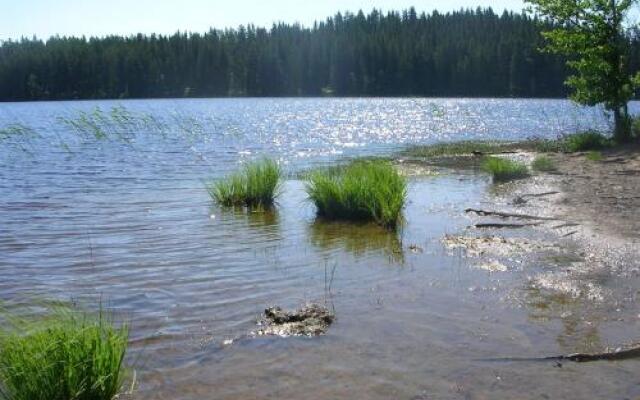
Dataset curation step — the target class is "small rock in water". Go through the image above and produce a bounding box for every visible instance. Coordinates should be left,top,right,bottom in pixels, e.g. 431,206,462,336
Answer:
257,304,335,337
513,196,528,205
475,261,509,273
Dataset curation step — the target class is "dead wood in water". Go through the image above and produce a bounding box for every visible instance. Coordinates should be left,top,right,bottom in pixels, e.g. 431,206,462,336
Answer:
465,209,559,221
482,345,640,363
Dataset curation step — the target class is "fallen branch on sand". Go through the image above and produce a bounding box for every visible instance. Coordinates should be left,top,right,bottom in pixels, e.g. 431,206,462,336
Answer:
552,222,580,229
520,191,560,198
473,222,541,229
465,209,559,221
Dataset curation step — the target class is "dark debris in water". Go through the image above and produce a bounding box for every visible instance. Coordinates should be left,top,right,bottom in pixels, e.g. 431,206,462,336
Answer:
256,304,335,337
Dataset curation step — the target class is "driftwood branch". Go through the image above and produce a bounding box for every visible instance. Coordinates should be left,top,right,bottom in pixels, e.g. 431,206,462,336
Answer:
465,209,558,221
473,222,541,229
520,191,560,198
553,222,580,229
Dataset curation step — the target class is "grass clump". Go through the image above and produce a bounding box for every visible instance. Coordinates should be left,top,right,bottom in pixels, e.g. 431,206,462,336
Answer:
305,160,407,229
585,151,603,161
531,155,557,172
0,306,129,400
207,159,282,208
482,157,529,182
564,131,610,152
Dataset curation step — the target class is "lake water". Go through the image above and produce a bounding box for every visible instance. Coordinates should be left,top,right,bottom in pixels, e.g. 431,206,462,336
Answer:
1,98,639,399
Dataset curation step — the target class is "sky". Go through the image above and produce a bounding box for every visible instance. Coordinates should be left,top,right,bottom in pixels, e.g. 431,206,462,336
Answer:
0,0,526,41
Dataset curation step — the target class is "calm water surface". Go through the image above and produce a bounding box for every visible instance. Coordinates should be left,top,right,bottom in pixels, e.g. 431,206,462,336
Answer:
0,98,638,399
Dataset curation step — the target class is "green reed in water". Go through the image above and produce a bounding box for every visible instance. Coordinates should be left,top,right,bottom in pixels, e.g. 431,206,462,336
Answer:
482,157,529,182
57,105,168,142
305,160,407,229
207,159,282,208
0,305,129,400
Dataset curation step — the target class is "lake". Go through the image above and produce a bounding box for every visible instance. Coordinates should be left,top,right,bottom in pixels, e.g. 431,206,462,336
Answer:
1,98,639,399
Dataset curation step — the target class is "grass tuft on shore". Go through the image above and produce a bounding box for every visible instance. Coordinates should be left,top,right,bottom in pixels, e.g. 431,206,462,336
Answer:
482,157,529,182
531,155,557,172
0,306,129,400
585,151,603,161
305,160,407,229
564,131,610,152
207,159,282,208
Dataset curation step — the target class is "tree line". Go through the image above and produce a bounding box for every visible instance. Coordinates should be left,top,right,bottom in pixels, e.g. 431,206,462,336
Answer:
1,7,639,101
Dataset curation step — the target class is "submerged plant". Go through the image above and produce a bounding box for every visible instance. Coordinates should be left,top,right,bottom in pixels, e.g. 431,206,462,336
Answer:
531,155,557,172
0,305,129,400
305,160,407,229
482,157,529,182
207,158,282,208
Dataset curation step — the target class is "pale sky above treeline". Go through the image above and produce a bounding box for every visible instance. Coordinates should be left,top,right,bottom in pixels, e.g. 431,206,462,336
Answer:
1,0,526,40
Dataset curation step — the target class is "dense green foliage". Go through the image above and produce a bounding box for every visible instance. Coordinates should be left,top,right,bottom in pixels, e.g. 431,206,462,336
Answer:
482,157,530,182
0,8,572,100
531,155,557,171
526,0,640,141
0,307,129,400
207,159,282,208
305,160,407,228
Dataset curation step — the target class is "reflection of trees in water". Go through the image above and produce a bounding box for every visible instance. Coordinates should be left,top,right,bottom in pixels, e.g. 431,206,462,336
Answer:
523,286,604,354
309,220,404,264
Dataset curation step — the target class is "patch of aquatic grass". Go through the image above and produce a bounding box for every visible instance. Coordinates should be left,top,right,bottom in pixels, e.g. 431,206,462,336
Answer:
401,133,612,161
564,131,610,152
531,155,557,172
482,157,529,182
0,305,129,400
305,160,407,229
585,151,603,161
402,140,519,158
207,158,282,208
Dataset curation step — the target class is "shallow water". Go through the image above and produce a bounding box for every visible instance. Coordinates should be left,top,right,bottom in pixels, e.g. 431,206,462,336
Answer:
1,98,639,399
